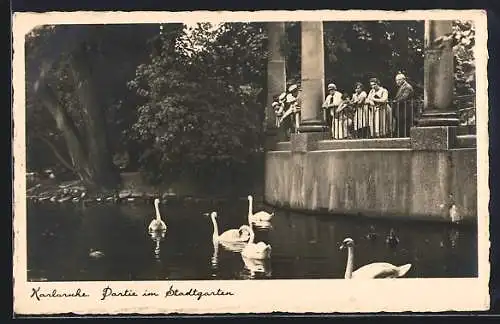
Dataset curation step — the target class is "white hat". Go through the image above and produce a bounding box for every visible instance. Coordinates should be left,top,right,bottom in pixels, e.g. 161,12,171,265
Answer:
288,84,298,92
278,92,287,101
327,83,336,90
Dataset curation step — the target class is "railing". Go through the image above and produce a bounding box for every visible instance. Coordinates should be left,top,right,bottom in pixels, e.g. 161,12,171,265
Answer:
276,95,476,141
330,100,423,139
455,94,476,131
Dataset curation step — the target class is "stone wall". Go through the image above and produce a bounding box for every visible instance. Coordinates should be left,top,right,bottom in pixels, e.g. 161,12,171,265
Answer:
264,147,477,222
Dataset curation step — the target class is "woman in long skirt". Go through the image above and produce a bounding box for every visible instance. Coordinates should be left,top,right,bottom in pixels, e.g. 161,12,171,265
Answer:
366,77,392,137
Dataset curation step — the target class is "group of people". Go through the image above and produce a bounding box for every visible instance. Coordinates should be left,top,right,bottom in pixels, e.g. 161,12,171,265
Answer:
272,84,302,138
272,73,415,139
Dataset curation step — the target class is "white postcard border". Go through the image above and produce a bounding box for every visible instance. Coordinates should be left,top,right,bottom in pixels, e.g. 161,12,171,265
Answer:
12,9,490,315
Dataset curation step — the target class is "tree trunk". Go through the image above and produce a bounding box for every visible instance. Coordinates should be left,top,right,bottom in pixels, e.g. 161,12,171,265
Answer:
69,44,121,191
34,80,96,187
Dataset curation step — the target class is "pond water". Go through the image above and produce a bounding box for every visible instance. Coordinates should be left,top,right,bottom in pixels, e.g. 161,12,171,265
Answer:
26,198,478,281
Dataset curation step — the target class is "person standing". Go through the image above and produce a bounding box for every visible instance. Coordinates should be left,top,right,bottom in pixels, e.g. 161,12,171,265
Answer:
333,92,354,139
286,84,301,133
322,83,342,138
393,73,414,137
351,82,368,138
366,78,391,138
277,92,291,139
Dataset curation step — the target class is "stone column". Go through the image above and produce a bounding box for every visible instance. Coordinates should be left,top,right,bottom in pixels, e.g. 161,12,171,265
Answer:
290,22,328,152
418,20,458,127
411,20,458,150
265,22,287,148
298,21,328,133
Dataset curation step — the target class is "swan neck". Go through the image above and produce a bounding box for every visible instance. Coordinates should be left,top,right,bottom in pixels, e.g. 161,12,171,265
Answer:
344,246,354,279
248,226,255,244
248,197,253,217
154,202,161,221
211,215,219,238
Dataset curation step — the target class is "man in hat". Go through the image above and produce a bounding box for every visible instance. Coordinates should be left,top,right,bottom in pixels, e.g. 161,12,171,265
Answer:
393,73,414,137
322,83,343,136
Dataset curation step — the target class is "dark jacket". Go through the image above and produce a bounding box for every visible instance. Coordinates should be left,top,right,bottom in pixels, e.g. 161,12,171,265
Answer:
394,81,414,102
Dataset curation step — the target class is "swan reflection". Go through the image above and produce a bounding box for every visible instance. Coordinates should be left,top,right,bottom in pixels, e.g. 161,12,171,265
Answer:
211,240,219,277
448,228,460,248
149,230,166,261
240,256,272,279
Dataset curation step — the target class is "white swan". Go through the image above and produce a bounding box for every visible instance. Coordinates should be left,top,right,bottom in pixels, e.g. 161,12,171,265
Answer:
207,211,251,243
148,198,167,232
247,195,274,223
241,224,272,260
340,238,411,279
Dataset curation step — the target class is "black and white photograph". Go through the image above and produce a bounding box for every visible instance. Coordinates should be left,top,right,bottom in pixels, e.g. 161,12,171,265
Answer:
12,10,489,314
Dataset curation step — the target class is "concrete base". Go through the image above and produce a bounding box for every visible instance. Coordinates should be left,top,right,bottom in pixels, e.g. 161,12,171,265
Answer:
264,128,280,151
410,126,457,150
290,132,328,152
264,148,477,222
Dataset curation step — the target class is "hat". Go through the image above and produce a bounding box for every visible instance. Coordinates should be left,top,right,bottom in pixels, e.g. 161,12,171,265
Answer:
395,73,406,81
278,92,287,101
327,83,336,90
288,84,298,92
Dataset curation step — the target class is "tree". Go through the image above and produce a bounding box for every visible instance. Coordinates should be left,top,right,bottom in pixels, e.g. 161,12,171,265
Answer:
128,23,266,188
451,20,476,96
26,24,157,190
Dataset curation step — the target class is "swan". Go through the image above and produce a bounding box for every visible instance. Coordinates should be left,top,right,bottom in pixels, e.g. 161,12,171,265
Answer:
148,198,167,232
247,195,274,223
241,224,272,260
366,225,378,241
207,211,251,243
340,238,411,279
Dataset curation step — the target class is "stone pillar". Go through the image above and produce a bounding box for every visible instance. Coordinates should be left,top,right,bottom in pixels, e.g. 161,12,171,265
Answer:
265,22,287,149
298,21,328,133
419,20,458,127
290,22,328,152
411,20,458,150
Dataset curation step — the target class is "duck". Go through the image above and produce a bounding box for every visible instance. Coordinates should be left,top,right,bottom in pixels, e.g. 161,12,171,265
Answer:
148,198,167,232
385,228,399,248
247,195,274,223
89,249,105,259
206,211,251,243
241,224,272,260
366,225,378,241
340,238,411,279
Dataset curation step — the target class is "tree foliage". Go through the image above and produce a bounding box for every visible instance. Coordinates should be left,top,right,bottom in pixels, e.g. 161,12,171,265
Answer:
128,22,266,185
451,20,475,96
